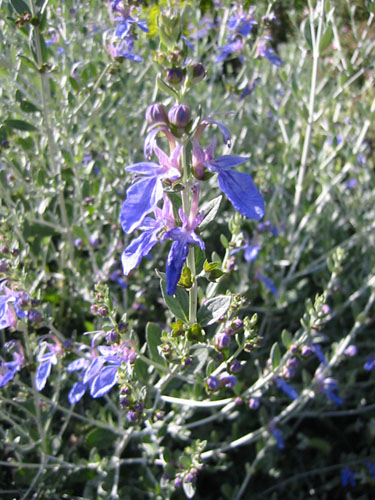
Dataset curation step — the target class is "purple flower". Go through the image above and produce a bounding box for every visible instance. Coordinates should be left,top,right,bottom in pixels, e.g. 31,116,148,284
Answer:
228,6,257,36
255,273,278,295
120,145,181,234
364,356,375,371
214,332,231,350
320,377,343,405
164,185,205,295
192,137,264,220
248,397,260,409
121,196,175,276
341,467,356,487
207,375,219,391
0,342,24,388
344,345,357,357
216,38,244,62
219,371,237,388
35,337,62,391
275,377,298,400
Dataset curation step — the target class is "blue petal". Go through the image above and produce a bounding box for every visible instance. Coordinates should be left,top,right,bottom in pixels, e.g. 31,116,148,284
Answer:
244,244,261,262
83,357,105,384
217,169,264,220
35,359,52,391
121,224,161,275
126,161,162,175
275,377,298,400
0,366,17,388
207,155,248,171
66,358,89,372
68,381,87,404
166,240,189,296
120,177,163,234
90,366,118,398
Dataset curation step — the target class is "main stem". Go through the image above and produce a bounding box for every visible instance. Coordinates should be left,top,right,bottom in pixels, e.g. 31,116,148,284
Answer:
180,143,198,324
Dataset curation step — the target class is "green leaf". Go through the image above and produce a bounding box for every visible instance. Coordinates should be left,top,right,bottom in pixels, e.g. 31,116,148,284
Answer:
220,233,229,249
146,322,167,367
194,245,206,274
10,0,30,14
200,195,222,229
160,279,189,322
203,260,219,272
86,428,117,450
156,75,179,100
5,119,37,131
20,100,40,113
72,225,88,244
281,329,293,349
319,27,333,53
197,295,231,326
270,342,281,369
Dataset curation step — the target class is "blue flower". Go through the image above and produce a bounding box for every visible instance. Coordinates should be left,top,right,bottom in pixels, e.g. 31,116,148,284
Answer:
35,337,62,391
228,6,257,37
364,356,375,371
121,196,175,276
269,426,285,450
255,272,278,295
275,377,298,400
257,38,283,67
192,137,264,220
120,145,181,234
341,467,356,487
321,377,343,405
216,38,244,62
231,238,261,262
0,342,24,388
165,185,205,295
0,281,27,330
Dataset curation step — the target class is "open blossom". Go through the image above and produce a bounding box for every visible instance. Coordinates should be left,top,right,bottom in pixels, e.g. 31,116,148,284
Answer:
0,281,28,330
35,337,62,391
0,341,24,388
192,136,264,220
120,144,181,234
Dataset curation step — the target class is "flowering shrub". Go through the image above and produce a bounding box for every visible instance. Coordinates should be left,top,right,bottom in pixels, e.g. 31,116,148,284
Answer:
1,0,375,498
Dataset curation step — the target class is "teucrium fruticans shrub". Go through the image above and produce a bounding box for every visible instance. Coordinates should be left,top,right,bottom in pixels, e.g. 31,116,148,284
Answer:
1,0,375,498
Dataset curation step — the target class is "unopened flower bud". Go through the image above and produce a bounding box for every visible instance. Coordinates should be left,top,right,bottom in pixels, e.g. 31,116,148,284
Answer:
27,309,42,324
126,410,138,422
191,63,205,83
97,306,108,317
117,321,128,332
249,397,260,410
0,245,9,254
207,375,219,391
230,359,243,373
74,238,84,249
145,103,168,125
301,345,312,357
0,260,7,273
133,402,143,412
90,304,98,315
168,104,190,127
106,329,118,343
214,332,231,350
166,67,185,85
174,476,183,488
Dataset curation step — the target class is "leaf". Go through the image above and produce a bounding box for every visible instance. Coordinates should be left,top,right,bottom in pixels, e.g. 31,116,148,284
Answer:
156,75,179,100
72,225,88,244
10,0,30,14
200,195,222,229
146,322,167,367
160,279,189,322
270,342,281,369
319,27,333,53
20,100,40,113
5,119,37,132
86,428,117,450
197,295,231,326
281,329,293,349
183,481,196,499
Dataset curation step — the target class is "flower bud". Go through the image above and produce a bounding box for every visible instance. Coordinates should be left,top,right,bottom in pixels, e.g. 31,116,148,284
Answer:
27,309,42,324
97,306,108,318
206,375,219,391
229,359,243,373
0,260,7,273
249,397,260,410
168,104,190,127
214,332,231,350
145,103,168,125
191,63,205,83
166,67,185,85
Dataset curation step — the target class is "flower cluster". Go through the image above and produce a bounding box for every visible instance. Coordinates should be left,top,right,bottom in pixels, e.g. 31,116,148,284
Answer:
104,1,148,62
120,103,264,295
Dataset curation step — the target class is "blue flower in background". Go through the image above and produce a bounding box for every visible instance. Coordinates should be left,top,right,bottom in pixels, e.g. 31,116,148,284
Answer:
231,238,261,262
365,460,375,480
120,144,181,234
35,337,62,391
364,356,375,371
216,38,244,62
0,281,27,330
341,467,356,487
257,38,283,67
0,341,24,388
269,425,285,450
192,137,264,220
275,377,298,400
255,272,278,295
228,5,257,36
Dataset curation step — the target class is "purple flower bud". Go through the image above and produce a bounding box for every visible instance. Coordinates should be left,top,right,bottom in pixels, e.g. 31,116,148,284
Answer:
126,410,138,423
249,397,260,410
133,402,143,412
232,318,244,331
90,304,98,315
183,356,193,367
0,260,8,273
184,468,198,483
168,104,190,127
118,321,128,332
27,309,42,324
207,375,219,391
74,238,84,249
321,304,331,315
89,235,99,247
0,246,9,254
219,372,237,388
106,329,118,343
174,476,183,488
166,68,185,85
287,357,298,370
301,345,312,357
234,396,243,405
214,332,231,350
145,103,168,125
97,306,108,318
230,359,243,373
191,63,205,83
120,397,131,408
344,345,357,357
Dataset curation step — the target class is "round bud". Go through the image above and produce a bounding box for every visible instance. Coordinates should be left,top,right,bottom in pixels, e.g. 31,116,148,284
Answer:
165,67,185,85
168,104,190,128
191,63,205,83
145,103,168,125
